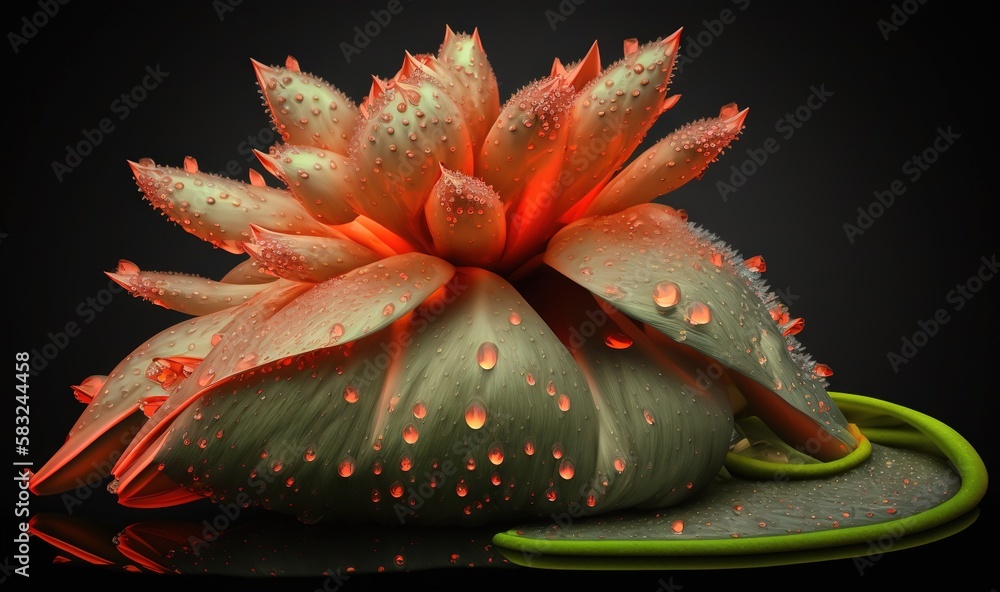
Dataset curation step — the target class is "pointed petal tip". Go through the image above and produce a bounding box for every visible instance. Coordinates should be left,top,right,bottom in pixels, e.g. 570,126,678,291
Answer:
105,271,130,291
723,106,750,133
285,55,300,72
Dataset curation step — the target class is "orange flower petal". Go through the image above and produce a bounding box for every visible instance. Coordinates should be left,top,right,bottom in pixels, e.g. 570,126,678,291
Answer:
582,105,748,218
251,58,357,152
254,144,358,225
424,165,505,266
129,159,333,254
244,224,380,282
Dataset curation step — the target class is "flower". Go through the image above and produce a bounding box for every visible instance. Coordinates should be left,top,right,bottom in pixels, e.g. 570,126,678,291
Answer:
30,26,857,525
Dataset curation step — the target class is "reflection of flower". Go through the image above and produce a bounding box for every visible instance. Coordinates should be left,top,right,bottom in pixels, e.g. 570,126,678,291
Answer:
31,27,856,525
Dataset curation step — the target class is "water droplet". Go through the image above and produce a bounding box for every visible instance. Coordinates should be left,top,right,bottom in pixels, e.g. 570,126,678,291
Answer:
613,457,626,472
465,401,487,429
412,402,427,419
329,323,345,341
652,281,681,310
545,488,558,502
382,303,395,316
525,373,535,386
338,457,355,477
399,455,413,471
558,460,575,480
285,477,295,487
402,424,419,444
371,489,382,502
686,301,712,325
585,491,598,507
671,519,685,533
490,471,502,486
546,381,556,396
524,439,536,455
197,438,207,449
812,363,833,377
604,333,633,349
304,448,316,462
488,443,504,465
476,342,498,369
557,394,571,411
390,482,404,498
456,479,468,497
508,312,522,325
343,385,359,403
643,409,655,425
394,554,405,567
552,444,563,459
272,461,283,473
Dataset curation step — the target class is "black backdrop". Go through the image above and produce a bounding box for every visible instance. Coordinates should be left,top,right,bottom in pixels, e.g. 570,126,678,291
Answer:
5,1,997,590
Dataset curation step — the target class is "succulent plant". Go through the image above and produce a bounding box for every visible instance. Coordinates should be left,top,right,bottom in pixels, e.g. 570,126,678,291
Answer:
31,26,864,526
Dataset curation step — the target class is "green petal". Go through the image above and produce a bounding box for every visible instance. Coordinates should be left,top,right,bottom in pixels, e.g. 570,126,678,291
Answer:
544,203,856,460
155,268,597,525
252,59,357,152
520,269,733,510
254,144,358,225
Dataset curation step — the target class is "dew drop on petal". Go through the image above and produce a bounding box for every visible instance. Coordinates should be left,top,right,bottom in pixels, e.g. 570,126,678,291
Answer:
613,457,626,472
557,394,571,411
390,482,404,498
488,443,504,465
412,402,427,419
338,457,355,477
552,444,563,459
686,301,712,325
545,488,558,502
508,312,522,326
402,424,419,444
476,342,498,370
329,323,345,341
456,479,468,497
558,460,575,480
382,303,395,316
303,448,316,462
343,386,359,403
524,438,535,455
546,381,556,396
465,401,487,429
604,333,633,349
644,409,655,425
652,281,681,310
526,373,535,386
671,520,685,533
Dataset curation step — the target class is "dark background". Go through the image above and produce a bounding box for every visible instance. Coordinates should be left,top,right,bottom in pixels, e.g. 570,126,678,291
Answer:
5,0,996,590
